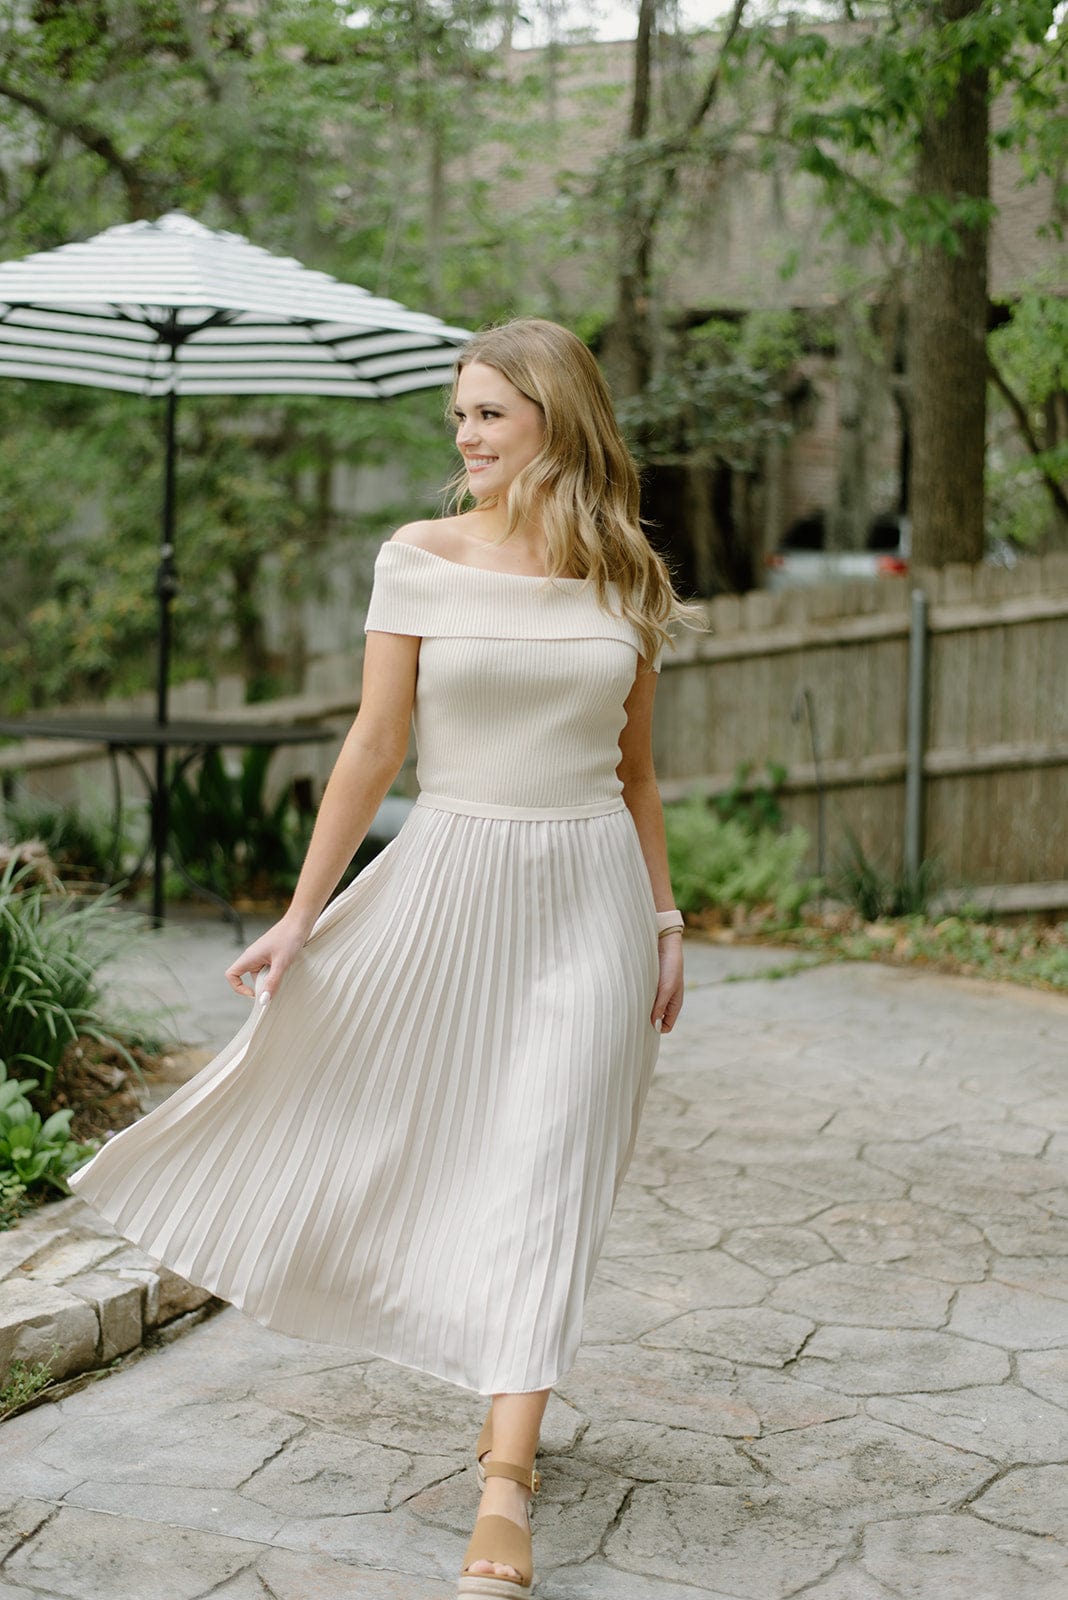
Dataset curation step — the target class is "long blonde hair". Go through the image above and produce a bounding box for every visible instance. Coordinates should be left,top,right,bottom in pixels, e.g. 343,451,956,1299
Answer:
445,317,702,667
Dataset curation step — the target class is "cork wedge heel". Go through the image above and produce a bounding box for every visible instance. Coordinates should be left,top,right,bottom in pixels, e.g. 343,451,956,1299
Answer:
458,1459,541,1597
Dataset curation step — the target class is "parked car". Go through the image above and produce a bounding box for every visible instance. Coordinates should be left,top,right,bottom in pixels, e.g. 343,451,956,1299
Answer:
765,512,909,590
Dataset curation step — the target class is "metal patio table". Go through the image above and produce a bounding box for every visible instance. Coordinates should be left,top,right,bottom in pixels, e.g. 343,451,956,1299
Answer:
0,713,336,940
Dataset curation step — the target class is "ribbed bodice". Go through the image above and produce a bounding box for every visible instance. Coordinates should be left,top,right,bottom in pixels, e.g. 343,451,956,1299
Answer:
363,540,658,816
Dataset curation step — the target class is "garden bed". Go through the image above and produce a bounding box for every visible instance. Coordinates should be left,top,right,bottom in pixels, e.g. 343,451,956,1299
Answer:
687,903,1068,992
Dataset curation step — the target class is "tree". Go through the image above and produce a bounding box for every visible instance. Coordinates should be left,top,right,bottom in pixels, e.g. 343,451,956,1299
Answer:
0,0,519,711
772,0,1063,567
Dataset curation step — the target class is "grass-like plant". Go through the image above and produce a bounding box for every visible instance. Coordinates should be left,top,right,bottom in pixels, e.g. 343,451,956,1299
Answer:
832,823,942,920
0,856,146,1102
0,1351,59,1419
167,745,311,900
0,794,132,885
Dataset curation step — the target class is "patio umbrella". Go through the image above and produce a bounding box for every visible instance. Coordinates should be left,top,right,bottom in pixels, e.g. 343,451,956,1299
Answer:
0,211,472,920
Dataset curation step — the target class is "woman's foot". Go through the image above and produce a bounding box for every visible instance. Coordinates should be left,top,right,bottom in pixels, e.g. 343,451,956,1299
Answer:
465,1473,533,1582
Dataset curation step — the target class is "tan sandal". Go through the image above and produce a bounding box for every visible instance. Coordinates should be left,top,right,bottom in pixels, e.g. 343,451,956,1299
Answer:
458,1459,541,1597
475,1406,493,1488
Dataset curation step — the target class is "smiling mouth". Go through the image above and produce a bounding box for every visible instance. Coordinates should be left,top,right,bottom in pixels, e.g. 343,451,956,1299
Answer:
465,457,497,469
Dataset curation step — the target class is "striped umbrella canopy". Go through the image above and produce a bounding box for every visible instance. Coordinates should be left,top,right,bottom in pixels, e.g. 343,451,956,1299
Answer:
0,210,472,395
0,212,473,923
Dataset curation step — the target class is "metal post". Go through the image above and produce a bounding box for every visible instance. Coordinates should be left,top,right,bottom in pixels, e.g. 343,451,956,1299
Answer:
904,587,928,881
152,383,179,925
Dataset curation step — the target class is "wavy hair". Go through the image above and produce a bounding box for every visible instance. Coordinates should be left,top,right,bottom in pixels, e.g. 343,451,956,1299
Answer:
445,317,704,667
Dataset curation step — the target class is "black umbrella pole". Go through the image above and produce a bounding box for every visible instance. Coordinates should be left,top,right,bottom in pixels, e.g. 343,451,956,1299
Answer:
152,388,179,926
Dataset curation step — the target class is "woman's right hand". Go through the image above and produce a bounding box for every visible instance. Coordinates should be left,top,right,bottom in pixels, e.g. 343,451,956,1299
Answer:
224,910,315,1005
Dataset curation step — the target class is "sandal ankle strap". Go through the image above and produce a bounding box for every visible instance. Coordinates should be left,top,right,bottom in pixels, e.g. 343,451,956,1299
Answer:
482,1458,541,1494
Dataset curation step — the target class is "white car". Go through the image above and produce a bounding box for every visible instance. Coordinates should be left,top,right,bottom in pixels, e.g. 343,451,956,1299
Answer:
765,514,910,590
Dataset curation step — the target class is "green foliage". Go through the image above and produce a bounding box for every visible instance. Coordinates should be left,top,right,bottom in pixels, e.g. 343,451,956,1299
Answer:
0,796,128,883
664,792,817,923
987,279,1068,547
620,313,804,469
0,858,144,1101
711,759,788,834
0,381,453,713
991,285,1068,406
776,913,1068,993
832,824,942,920
760,1,1065,251
0,1171,29,1231
0,1352,58,1417
0,1061,96,1193
168,747,311,900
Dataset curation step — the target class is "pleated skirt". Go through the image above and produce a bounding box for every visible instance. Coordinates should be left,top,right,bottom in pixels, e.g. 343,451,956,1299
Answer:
69,795,661,1395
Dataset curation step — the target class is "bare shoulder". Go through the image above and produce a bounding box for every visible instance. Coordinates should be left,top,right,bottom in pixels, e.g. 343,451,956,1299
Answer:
389,517,469,559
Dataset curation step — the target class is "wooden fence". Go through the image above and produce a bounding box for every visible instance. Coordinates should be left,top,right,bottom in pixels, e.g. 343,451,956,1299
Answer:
653,554,1068,907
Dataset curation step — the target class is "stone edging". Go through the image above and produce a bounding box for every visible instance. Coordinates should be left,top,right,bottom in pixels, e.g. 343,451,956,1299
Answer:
0,1194,213,1395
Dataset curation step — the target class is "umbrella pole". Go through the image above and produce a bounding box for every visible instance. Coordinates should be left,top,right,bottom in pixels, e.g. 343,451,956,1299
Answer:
152,386,179,926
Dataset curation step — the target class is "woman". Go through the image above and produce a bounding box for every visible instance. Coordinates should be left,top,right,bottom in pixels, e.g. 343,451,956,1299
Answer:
70,317,696,1597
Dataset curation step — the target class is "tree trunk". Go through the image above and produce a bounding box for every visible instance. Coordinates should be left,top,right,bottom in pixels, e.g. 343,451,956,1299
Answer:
604,0,657,398
907,0,990,568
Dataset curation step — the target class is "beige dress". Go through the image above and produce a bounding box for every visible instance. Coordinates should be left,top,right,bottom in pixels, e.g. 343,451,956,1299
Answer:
70,540,663,1395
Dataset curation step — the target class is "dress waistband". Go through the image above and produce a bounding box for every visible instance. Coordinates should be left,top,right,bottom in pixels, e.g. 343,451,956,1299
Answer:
415,792,626,821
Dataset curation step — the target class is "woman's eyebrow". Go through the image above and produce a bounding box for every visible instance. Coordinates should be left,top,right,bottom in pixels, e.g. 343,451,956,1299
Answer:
454,400,506,412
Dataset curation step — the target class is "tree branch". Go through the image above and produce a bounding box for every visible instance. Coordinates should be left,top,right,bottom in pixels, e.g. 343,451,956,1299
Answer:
989,354,1068,523
0,76,157,217
646,0,748,236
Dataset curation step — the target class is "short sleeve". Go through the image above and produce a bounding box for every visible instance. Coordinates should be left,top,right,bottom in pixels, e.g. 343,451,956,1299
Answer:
363,542,428,637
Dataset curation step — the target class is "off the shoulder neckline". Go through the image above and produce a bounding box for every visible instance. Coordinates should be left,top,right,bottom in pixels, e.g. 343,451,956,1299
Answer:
384,540,588,584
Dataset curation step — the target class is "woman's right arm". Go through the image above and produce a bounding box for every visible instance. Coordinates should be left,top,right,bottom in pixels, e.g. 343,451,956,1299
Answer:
224,629,419,1001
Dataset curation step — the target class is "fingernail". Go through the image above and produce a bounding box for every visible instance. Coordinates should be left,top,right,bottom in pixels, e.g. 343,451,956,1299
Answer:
258,991,271,1007
654,1017,662,1032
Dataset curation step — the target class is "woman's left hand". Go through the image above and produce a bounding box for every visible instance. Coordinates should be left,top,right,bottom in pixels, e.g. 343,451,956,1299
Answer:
652,933,684,1034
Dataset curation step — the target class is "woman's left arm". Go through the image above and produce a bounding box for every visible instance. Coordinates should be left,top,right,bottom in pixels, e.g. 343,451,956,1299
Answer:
618,661,684,1035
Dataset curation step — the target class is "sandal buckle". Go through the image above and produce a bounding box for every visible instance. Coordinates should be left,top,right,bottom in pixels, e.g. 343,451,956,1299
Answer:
530,1467,541,1494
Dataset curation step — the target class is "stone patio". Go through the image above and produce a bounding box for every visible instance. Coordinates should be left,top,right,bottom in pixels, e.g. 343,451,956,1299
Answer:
0,916,1066,1598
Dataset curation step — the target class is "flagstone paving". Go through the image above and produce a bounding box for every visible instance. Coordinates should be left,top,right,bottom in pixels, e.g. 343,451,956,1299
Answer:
1,914,1066,1599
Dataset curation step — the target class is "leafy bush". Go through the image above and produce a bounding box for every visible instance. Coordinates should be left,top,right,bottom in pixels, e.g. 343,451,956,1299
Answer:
0,857,144,1102
664,792,817,923
711,760,788,833
0,1062,95,1195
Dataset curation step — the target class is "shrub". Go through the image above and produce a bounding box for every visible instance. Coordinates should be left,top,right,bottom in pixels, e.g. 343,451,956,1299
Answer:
711,760,788,833
0,857,146,1103
664,792,817,923
0,795,128,884
0,1061,95,1197
167,745,310,900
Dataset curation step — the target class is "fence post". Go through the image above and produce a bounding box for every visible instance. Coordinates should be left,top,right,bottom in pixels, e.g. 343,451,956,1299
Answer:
904,588,929,879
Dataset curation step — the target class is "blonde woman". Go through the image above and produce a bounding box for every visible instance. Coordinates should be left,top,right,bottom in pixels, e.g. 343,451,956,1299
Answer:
70,317,695,1596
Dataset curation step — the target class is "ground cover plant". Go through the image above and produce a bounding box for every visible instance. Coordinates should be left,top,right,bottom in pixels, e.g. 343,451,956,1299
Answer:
0,856,169,1225
664,784,1068,994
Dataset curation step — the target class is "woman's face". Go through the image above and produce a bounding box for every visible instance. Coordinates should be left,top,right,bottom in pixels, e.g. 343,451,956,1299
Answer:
453,361,545,503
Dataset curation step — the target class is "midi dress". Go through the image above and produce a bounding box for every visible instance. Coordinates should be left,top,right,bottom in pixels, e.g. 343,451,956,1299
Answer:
69,539,663,1396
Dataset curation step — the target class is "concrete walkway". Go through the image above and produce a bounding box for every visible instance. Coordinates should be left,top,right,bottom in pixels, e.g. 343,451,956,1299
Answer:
1,914,1067,1599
